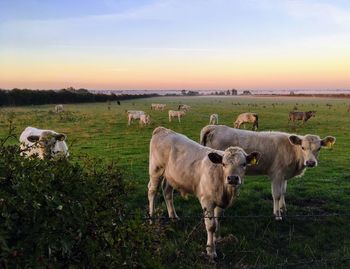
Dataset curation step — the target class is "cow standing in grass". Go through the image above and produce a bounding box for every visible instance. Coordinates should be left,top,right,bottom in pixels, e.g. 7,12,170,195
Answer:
139,114,151,126
55,104,64,113
178,104,191,111
127,110,146,125
20,126,69,159
151,103,166,111
148,127,260,259
234,112,258,131
168,110,186,122
209,114,219,125
289,111,316,124
200,125,335,220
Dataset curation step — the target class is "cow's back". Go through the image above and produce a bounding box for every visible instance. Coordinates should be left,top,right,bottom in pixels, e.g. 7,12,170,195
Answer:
201,125,294,175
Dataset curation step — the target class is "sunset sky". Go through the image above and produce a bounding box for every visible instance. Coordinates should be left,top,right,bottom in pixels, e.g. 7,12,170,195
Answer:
0,0,349,90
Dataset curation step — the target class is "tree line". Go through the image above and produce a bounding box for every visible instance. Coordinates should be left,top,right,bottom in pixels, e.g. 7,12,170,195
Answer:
0,88,158,106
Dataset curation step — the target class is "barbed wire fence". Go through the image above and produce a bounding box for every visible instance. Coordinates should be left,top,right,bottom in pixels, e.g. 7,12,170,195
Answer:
2,118,350,268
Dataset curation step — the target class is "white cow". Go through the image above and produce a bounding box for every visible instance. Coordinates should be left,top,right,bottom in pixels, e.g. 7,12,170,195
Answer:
209,114,219,125
178,104,191,111
140,114,151,126
19,127,69,159
151,103,166,111
200,125,336,220
127,110,146,125
148,127,260,259
168,110,186,122
55,104,64,113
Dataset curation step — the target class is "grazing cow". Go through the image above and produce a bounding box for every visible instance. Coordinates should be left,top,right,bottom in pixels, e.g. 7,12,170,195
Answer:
140,114,151,126
209,114,219,125
289,111,316,124
234,112,258,131
151,103,166,111
148,127,260,259
127,110,146,125
19,126,69,159
200,125,335,220
178,104,191,111
55,104,64,113
168,110,186,122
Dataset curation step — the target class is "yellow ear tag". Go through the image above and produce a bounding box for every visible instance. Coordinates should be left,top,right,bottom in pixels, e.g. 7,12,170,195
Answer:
250,157,257,165
326,141,334,149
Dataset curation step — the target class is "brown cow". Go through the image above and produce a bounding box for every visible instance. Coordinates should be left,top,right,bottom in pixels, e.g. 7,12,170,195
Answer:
289,111,316,124
234,112,258,131
148,127,260,259
200,125,335,220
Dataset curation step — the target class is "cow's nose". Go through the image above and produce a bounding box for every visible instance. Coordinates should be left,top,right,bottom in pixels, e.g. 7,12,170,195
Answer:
227,176,240,185
306,160,316,167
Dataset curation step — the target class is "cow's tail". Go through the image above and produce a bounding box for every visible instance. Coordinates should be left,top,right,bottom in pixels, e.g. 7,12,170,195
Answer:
253,113,259,129
200,125,215,146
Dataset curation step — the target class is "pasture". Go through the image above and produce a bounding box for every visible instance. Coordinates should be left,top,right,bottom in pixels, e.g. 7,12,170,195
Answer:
1,96,350,268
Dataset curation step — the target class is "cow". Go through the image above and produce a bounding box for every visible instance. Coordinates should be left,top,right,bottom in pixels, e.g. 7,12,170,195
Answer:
289,111,316,124
168,110,186,122
234,112,258,131
148,127,260,259
54,104,64,113
178,104,191,111
19,126,69,160
140,114,151,126
151,103,166,111
200,125,335,220
127,110,146,125
209,114,219,125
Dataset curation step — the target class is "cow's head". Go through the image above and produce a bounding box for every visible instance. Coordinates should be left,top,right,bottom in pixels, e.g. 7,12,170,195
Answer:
145,114,151,124
289,134,335,167
27,131,68,159
306,110,316,118
208,147,261,186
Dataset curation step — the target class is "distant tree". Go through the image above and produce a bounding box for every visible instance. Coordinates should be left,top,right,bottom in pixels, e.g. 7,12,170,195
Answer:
231,89,238,95
187,91,199,96
181,90,187,95
226,90,231,95
242,90,252,95
290,91,295,95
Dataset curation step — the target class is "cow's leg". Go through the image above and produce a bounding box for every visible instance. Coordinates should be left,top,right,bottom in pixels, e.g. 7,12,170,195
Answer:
201,200,217,259
147,175,162,220
162,180,179,219
178,115,181,123
213,207,223,243
279,180,287,213
169,115,171,122
271,178,283,220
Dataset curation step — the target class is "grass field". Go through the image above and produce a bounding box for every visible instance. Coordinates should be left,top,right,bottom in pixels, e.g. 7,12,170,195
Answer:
1,96,350,268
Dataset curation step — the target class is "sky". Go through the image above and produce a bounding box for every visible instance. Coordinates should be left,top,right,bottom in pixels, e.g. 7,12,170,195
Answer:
0,0,350,90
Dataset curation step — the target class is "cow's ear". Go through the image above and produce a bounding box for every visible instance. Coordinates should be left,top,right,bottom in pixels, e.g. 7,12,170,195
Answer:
246,151,261,166
27,135,40,142
55,133,66,141
208,152,223,164
289,135,302,146
321,136,336,149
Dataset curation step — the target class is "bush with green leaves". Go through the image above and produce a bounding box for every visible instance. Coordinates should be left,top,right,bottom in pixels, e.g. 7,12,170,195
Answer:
0,139,170,268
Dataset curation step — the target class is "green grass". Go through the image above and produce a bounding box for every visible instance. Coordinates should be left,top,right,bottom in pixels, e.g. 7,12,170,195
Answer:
1,96,350,268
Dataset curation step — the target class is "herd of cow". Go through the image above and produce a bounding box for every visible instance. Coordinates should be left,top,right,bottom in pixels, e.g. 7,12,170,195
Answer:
19,102,334,260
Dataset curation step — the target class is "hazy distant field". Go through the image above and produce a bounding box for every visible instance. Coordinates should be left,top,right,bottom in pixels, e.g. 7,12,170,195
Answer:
1,96,350,268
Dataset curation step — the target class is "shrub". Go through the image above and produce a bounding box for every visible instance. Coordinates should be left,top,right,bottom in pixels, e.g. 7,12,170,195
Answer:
0,139,168,268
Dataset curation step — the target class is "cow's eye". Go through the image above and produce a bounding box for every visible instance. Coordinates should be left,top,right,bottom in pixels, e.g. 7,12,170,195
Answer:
241,163,246,168
301,147,305,150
